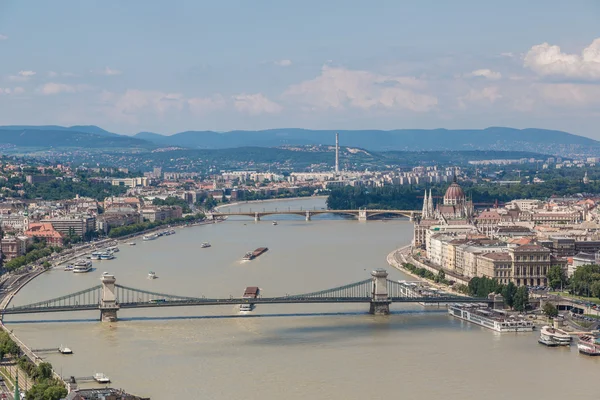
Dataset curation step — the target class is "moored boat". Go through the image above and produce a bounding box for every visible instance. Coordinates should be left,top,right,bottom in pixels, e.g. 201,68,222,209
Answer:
577,335,600,356
143,233,159,241
99,252,115,260
64,265,74,271
539,325,571,346
448,304,534,332
73,259,92,273
148,271,157,279
201,242,211,248
128,242,136,246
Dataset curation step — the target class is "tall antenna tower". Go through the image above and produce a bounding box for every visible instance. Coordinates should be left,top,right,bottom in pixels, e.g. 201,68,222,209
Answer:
335,132,339,174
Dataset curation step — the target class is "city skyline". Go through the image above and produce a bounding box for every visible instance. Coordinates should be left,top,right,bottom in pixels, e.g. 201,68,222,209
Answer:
0,1,599,138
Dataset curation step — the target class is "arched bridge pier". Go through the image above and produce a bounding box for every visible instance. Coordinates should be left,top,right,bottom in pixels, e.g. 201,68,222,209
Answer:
2,269,489,321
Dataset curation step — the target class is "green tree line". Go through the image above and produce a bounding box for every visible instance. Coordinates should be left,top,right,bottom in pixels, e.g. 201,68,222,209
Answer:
108,213,204,238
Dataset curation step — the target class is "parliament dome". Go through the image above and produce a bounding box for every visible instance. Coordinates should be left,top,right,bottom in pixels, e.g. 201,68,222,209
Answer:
444,182,465,205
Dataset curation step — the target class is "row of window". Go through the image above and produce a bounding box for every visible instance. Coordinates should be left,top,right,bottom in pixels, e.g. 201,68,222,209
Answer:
515,255,549,261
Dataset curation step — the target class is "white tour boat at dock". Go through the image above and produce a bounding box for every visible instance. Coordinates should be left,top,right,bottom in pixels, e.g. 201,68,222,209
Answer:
539,325,572,347
448,304,534,332
72,259,92,273
143,233,159,241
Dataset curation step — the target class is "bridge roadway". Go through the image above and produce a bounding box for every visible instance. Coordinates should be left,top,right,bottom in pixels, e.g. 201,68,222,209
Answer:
208,208,421,221
0,269,489,321
1,296,488,315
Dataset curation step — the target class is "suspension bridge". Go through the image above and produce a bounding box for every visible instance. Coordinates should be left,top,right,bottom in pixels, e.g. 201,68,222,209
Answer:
208,208,421,221
1,269,489,322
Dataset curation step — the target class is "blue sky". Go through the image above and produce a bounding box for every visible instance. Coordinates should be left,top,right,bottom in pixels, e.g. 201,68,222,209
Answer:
1,0,600,137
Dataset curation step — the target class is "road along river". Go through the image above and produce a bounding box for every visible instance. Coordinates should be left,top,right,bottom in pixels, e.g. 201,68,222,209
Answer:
4,198,599,400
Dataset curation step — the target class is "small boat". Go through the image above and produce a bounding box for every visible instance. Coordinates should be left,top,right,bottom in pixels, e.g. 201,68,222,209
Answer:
143,233,158,241
128,242,136,246
107,246,119,253
148,271,157,279
201,242,211,248
272,221,278,225
93,373,110,383
90,251,103,260
64,265,74,271
58,345,72,354
242,252,253,261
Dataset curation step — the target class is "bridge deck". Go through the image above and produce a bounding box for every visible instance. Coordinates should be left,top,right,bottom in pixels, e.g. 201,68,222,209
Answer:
2,296,488,315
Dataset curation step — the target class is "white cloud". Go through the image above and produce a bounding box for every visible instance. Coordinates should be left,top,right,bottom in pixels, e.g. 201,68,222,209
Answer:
93,67,122,76
458,86,502,108
38,83,90,95
187,95,226,115
284,65,437,112
274,59,292,67
524,38,600,79
8,70,36,82
232,93,282,115
99,89,187,123
47,71,58,78
0,35,7,41
468,69,502,80
500,52,514,58
0,87,24,95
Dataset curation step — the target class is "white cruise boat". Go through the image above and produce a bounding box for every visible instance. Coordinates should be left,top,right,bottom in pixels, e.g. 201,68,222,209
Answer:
99,252,114,260
578,335,600,356
90,251,103,260
448,304,534,332
143,233,158,241
73,259,92,273
539,325,572,346
107,246,119,253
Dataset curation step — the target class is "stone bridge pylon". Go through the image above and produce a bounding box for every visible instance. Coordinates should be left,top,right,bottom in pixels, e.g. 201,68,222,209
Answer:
369,268,391,314
100,273,119,322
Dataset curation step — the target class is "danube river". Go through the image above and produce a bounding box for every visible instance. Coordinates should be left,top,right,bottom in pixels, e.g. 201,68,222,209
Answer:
5,198,599,399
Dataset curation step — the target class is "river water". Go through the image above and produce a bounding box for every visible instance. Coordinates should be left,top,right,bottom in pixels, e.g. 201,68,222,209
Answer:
5,198,599,399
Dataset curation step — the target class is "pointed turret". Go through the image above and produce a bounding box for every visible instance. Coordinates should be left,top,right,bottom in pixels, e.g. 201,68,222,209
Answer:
428,188,434,217
421,190,429,219
584,171,590,185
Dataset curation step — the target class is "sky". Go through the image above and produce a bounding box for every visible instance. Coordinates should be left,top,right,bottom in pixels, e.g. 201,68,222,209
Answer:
1,0,600,137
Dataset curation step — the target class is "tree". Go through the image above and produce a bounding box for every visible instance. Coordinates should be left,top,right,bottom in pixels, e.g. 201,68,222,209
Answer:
543,302,559,318
547,265,568,290
502,282,518,309
35,362,54,380
570,264,600,297
513,286,529,312
436,270,446,283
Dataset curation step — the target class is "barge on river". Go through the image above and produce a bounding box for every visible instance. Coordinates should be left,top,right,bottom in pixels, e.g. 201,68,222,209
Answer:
448,304,534,332
242,247,268,261
240,286,260,312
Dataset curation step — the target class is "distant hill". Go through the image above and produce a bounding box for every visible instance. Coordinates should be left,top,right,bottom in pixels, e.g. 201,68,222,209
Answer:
0,125,596,156
134,127,599,154
0,128,151,149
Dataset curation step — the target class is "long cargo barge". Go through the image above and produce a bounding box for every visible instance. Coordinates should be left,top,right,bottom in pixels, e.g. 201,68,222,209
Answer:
242,247,268,261
240,286,259,312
